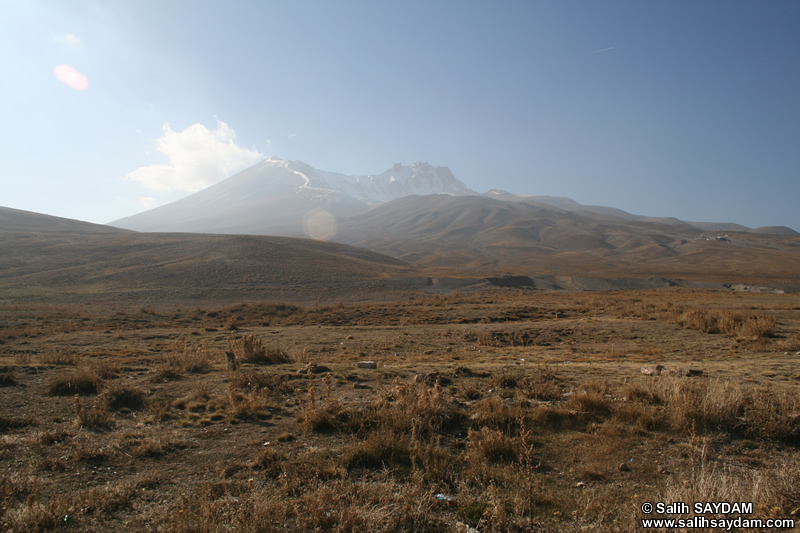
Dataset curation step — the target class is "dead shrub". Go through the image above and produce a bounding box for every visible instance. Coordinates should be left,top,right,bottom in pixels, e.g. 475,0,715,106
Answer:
614,403,663,431
230,334,291,365
737,314,777,340
104,382,146,411
226,384,271,420
47,367,102,396
743,386,800,442
5,493,71,532
649,377,745,434
778,331,800,352
654,450,800,525
92,361,122,379
622,382,662,405
466,427,518,464
369,382,465,439
347,429,413,470
39,349,78,366
252,448,286,478
670,308,777,340
490,368,521,389
529,405,576,429
73,395,112,429
155,343,213,379
567,389,611,418
229,369,291,395
679,309,721,333
470,396,527,434
131,439,166,458
521,366,563,401
303,399,362,434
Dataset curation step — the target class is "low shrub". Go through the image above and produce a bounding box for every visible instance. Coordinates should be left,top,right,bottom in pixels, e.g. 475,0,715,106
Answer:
466,427,518,464
47,367,102,396
347,429,413,470
230,334,291,365
104,383,146,411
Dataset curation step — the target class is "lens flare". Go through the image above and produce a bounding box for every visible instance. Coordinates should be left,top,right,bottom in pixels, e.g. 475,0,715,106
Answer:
303,208,336,240
54,64,89,91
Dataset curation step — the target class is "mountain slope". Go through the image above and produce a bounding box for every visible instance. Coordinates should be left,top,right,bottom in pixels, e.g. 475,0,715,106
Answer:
0,206,131,234
333,195,800,285
0,206,415,301
110,158,475,236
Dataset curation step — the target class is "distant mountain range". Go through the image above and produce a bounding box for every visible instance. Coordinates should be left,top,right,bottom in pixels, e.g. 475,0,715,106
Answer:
110,158,474,235
105,158,800,287
110,158,797,238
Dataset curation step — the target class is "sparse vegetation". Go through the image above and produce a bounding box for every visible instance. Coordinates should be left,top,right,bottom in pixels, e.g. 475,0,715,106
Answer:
1,289,799,531
47,367,102,396
230,333,292,365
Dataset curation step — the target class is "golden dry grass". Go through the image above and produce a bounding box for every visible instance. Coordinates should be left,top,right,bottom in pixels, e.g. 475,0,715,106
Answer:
0,288,799,531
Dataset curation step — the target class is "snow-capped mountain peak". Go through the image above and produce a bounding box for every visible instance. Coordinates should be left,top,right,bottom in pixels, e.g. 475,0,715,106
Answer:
271,158,476,204
109,158,477,235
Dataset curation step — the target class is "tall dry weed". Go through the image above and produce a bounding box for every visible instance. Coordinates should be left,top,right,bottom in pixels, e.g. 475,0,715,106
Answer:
230,334,291,365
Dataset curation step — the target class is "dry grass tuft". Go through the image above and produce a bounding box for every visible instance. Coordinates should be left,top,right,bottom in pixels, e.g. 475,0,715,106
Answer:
39,349,78,366
466,427,518,464
369,382,466,439
670,308,777,340
154,343,213,380
230,334,292,365
73,395,112,429
47,367,102,396
347,429,413,470
103,382,147,411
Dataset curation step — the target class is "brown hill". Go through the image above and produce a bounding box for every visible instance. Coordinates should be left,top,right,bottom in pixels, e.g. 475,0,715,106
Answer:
0,206,416,304
0,206,130,234
334,195,800,287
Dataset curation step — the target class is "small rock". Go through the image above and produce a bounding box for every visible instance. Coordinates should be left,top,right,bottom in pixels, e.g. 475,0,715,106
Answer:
618,462,630,472
657,464,670,474
357,361,377,369
667,368,703,377
345,335,354,340
641,365,666,376
353,382,370,389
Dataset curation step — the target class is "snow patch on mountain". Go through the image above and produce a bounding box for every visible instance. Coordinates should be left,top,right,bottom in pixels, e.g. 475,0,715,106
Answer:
268,158,477,205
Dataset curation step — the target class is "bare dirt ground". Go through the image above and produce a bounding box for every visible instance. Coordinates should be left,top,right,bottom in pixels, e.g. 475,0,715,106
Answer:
2,288,800,531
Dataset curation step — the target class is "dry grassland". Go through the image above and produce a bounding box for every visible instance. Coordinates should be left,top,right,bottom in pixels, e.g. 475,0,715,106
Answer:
1,289,800,531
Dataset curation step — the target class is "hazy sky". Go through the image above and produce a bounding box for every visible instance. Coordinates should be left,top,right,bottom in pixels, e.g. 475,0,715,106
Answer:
2,1,799,230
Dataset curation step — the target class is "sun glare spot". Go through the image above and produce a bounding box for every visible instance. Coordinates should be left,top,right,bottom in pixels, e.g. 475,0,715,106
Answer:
54,64,89,91
303,208,336,240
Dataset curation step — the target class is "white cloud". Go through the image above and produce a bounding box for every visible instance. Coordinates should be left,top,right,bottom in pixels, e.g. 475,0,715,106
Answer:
55,33,81,45
139,196,156,209
123,121,263,192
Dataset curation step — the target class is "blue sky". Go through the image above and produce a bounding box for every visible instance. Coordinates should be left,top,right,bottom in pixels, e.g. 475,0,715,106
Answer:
2,0,799,229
